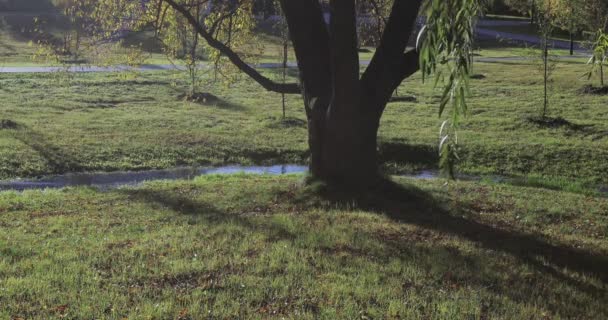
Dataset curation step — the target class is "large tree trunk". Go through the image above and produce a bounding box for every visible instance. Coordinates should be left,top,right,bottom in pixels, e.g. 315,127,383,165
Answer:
309,100,381,185
278,0,422,187
166,0,423,187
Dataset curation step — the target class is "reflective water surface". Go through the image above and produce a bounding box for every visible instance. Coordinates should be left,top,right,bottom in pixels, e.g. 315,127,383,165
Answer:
0,165,308,191
0,166,604,197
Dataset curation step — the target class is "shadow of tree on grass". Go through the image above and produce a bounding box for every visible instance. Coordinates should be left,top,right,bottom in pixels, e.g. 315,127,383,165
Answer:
378,141,438,170
119,177,608,318
12,126,83,175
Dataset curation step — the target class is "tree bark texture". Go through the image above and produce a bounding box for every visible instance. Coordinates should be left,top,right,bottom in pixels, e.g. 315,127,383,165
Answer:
278,0,423,186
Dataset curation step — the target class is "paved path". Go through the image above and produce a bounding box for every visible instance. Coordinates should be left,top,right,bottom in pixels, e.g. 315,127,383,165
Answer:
0,18,592,74
0,63,302,73
1,54,592,73
476,18,589,52
0,64,186,73
475,54,590,63
476,28,588,51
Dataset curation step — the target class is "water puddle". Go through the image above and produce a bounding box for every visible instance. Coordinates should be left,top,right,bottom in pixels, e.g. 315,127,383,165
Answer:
0,165,604,197
0,165,308,191
0,165,446,192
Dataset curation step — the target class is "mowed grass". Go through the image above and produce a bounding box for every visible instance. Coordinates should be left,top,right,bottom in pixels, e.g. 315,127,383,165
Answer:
0,175,606,319
0,58,607,186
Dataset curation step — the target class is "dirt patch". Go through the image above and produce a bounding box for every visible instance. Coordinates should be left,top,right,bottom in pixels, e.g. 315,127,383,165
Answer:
578,84,608,95
0,119,19,130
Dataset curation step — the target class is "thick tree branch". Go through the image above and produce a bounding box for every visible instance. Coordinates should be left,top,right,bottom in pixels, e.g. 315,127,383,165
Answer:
278,0,332,176
278,0,332,104
163,0,300,94
369,0,389,26
395,50,420,86
329,0,360,116
361,0,423,108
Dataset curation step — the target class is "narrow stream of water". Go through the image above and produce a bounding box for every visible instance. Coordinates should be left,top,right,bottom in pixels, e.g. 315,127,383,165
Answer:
0,165,604,196
0,165,308,191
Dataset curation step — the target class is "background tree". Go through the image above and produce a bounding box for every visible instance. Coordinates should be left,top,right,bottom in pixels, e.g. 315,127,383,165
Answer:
550,0,586,55
31,0,92,64
504,0,536,23
158,0,207,97
579,0,608,34
585,29,608,87
534,0,557,118
49,0,93,62
356,0,391,47
578,0,608,89
273,0,290,119
204,0,262,87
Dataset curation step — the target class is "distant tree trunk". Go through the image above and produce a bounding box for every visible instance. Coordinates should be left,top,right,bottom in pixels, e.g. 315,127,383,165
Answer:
601,62,605,87
74,30,81,61
281,40,287,119
568,8,575,56
569,32,574,56
189,33,198,96
530,5,535,25
543,37,549,117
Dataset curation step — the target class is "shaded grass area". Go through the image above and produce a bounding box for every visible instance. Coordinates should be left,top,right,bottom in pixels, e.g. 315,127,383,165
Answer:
0,175,606,319
0,58,607,185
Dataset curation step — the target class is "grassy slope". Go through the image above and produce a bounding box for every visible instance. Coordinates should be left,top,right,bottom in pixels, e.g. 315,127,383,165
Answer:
0,59,606,185
0,175,606,319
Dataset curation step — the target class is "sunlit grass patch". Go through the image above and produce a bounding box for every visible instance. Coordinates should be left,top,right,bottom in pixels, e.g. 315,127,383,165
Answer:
0,175,606,318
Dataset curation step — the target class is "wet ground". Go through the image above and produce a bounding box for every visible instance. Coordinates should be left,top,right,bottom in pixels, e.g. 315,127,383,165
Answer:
0,165,308,191
0,165,446,191
0,165,605,197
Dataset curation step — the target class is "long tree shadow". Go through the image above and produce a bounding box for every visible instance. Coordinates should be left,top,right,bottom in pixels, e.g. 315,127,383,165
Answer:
328,179,608,283
118,177,607,317
180,94,248,112
120,187,299,243
119,179,608,285
294,179,608,316
12,126,83,174
378,141,438,169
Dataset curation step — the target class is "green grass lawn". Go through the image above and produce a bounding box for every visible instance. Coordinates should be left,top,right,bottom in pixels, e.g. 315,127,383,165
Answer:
1,175,607,319
1,11,607,319
0,59,607,187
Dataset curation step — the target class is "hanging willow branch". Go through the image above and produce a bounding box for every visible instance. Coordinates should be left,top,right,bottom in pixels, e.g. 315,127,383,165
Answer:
419,0,484,179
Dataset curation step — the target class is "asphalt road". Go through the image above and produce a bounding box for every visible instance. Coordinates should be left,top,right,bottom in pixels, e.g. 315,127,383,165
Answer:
0,19,591,73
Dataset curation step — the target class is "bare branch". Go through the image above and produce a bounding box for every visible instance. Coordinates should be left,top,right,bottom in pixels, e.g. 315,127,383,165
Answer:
163,0,300,94
361,0,423,108
368,0,389,26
